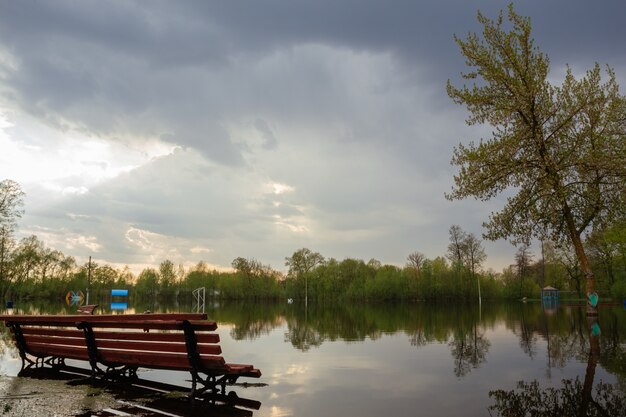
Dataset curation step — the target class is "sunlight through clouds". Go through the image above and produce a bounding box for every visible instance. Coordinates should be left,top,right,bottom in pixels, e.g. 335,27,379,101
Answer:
0,110,176,190
271,183,294,195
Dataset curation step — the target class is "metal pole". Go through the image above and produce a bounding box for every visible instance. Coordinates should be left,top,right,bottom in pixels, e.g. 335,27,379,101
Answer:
86,256,92,305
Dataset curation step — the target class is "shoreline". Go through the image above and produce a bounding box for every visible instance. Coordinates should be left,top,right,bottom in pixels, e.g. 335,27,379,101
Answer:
0,374,117,416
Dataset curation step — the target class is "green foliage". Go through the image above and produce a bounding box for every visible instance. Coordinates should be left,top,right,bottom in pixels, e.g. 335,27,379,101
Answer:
1,182,623,303
447,6,626,245
446,5,626,303
611,280,626,300
489,378,626,417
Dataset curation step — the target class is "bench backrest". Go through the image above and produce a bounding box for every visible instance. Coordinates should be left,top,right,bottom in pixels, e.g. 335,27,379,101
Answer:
1,313,226,372
80,320,225,371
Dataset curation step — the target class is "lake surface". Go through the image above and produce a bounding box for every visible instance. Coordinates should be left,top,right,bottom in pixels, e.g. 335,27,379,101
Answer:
1,300,625,416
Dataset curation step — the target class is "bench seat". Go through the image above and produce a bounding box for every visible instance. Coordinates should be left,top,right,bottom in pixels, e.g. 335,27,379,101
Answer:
0,313,261,397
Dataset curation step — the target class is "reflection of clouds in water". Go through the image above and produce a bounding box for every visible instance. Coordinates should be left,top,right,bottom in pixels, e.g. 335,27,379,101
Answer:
285,364,307,375
272,364,308,380
270,364,311,397
0,345,21,376
269,405,293,417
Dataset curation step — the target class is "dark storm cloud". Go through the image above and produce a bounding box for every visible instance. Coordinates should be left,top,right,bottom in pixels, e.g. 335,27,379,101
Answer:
3,0,625,271
1,1,623,154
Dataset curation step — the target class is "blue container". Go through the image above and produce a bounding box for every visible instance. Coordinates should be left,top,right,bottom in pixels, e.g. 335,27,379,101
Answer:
110,302,128,310
623,300,626,309
111,289,128,297
6,300,13,308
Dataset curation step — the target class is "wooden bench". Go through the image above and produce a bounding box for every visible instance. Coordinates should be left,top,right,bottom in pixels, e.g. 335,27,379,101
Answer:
77,304,98,315
0,313,261,397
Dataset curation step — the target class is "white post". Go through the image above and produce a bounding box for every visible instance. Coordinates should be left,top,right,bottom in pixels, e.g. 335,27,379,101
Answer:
86,256,92,305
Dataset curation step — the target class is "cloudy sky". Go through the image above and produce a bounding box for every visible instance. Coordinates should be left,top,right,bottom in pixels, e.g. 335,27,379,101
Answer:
1,0,624,274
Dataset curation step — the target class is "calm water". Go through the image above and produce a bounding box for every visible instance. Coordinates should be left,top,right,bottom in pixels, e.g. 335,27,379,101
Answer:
1,300,625,416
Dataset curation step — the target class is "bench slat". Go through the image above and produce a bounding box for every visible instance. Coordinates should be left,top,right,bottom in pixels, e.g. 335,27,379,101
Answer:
0,313,208,325
24,335,86,347
91,330,219,344
20,328,219,344
97,349,226,371
81,320,217,331
93,339,222,355
27,343,90,361
21,328,84,338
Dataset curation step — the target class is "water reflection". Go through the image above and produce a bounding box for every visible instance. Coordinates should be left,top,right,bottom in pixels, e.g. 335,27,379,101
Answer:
489,320,626,416
449,324,490,378
1,301,625,416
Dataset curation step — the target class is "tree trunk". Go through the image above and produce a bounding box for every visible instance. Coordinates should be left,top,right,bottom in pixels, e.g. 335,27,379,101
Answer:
563,203,597,316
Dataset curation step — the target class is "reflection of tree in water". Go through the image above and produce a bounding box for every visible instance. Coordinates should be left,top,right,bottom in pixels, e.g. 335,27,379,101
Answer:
283,317,325,352
282,303,382,351
230,317,283,340
448,324,490,378
491,312,626,416
409,327,428,347
208,302,285,341
489,378,626,417
517,306,539,358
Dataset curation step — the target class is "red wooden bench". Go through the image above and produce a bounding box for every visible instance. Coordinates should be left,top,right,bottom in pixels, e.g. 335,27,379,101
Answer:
0,313,261,397
77,304,98,315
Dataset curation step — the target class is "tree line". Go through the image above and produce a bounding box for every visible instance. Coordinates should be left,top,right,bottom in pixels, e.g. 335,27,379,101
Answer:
1,176,625,303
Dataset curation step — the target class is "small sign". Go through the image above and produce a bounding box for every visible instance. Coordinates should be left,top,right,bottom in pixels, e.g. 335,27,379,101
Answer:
588,292,599,308
65,290,85,305
591,322,601,337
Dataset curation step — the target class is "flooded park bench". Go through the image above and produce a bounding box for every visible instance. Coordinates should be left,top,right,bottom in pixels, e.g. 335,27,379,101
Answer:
0,312,262,398
77,304,98,314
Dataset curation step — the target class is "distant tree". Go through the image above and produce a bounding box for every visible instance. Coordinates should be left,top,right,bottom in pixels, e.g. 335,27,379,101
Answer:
447,225,467,271
0,180,25,286
232,256,277,298
285,248,325,278
407,251,426,279
515,245,533,297
158,259,177,295
446,4,626,315
462,233,487,302
367,258,382,270
285,248,324,306
136,268,159,299
11,235,44,284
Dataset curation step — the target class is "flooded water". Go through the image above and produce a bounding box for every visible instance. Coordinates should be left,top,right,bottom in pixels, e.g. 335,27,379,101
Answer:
1,300,625,416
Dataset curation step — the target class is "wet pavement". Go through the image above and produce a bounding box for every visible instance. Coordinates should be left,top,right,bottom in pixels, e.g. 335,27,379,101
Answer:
0,367,261,416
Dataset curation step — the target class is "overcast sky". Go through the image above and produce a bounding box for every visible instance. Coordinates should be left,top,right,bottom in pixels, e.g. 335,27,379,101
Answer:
1,1,624,274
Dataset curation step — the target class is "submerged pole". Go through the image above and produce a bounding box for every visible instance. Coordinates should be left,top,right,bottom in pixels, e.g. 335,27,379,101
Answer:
86,256,92,305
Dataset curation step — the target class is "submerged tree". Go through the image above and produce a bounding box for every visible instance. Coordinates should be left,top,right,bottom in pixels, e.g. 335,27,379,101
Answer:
446,5,626,315
285,248,325,307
